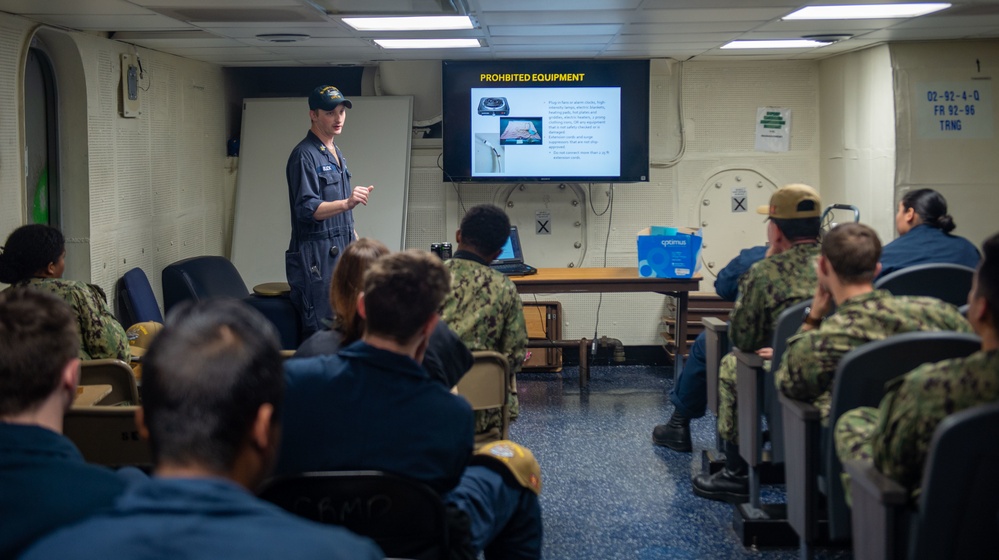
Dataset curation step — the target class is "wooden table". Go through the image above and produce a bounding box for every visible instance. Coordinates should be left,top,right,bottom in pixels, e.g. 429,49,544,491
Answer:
513,267,701,386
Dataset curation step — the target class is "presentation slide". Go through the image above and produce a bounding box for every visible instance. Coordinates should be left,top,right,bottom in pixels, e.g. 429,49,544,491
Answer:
470,87,621,178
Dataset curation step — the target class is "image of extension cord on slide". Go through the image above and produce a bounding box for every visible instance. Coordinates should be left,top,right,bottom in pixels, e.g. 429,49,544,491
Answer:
474,133,504,173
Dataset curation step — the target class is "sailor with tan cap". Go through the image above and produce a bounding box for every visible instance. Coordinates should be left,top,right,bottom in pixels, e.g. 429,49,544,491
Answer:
691,183,822,504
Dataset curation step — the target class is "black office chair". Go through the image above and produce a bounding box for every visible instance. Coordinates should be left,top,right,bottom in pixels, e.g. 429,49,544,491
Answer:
780,331,980,558
260,471,450,560
845,401,999,560
873,263,975,307
162,256,301,349
115,267,163,327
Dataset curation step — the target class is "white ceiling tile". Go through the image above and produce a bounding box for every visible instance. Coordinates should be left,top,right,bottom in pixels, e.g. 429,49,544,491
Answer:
864,26,999,40
892,14,999,28
493,44,603,53
624,22,764,35
476,11,633,26
125,37,245,48
618,31,743,43
636,0,801,7
0,0,154,15
488,24,623,36
131,0,305,7
635,8,790,23
475,0,643,12
489,35,616,45
153,46,274,56
23,14,192,31
609,40,723,49
199,24,351,38
254,44,385,56
236,37,371,48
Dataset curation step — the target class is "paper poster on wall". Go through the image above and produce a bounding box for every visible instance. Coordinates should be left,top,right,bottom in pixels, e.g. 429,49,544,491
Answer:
755,107,791,152
914,80,993,139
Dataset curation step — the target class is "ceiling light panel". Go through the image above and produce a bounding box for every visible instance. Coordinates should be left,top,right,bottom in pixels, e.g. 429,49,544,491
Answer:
342,15,472,30
374,38,481,48
722,39,831,49
783,3,951,20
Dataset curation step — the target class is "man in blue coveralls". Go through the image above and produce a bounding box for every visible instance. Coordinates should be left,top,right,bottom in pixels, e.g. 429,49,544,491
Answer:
286,85,373,337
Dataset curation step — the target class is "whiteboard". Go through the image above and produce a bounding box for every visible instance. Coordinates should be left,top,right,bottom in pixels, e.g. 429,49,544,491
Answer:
231,96,413,289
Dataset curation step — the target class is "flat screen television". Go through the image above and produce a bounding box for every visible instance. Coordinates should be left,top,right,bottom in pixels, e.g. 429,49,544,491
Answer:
442,59,650,183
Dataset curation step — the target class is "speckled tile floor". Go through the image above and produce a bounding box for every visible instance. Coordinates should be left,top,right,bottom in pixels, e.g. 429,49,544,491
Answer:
510,363,852,560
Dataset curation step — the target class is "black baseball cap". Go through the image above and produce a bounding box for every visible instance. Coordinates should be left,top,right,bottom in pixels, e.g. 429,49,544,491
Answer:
309,85,352,111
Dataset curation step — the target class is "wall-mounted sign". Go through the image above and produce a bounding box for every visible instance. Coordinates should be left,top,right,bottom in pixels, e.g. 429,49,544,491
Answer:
915,79,993,139
755,107,791,152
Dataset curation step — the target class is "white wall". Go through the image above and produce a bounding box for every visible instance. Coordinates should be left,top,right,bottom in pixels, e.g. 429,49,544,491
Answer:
0,16,34,239
819,45,896,243
404,59,822,345
891,40,999,250
0,11,228,306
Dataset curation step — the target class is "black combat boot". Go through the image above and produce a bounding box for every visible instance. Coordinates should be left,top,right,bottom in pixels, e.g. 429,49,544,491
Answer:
652,410,692,452
691,441,749,503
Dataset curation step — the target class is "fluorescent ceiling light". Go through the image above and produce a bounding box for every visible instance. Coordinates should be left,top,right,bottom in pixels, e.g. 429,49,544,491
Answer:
343,16,473,31
722,39,831,49
783,3,951,20
374,38,481,49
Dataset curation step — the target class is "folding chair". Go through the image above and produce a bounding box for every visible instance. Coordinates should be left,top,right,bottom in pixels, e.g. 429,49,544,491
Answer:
456,351,511,442
63,405,152,468
80,359,140,406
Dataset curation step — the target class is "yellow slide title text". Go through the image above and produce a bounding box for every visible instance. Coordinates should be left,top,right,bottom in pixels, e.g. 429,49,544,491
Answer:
479,73,585,83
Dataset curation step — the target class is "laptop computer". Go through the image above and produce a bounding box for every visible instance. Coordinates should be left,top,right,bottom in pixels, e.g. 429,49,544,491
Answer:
490,226,538,276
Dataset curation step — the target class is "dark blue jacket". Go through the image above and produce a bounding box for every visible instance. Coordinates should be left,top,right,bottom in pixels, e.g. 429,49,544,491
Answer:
295,320,473,389
277,341,475,494
714,245,768,302
878,224,980,279
0,423,128,558
20,477,382,560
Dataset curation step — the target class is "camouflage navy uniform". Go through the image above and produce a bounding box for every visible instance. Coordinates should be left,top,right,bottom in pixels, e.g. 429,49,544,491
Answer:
716,242,819,444
835,349,999,496
441,256,527,441
777,291,972,423
4,278,130,361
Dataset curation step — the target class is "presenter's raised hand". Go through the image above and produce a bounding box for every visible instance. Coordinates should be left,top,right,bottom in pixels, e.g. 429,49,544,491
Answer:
347,185,373,209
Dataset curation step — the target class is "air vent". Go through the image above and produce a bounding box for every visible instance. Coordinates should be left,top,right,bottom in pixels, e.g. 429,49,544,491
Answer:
256,34,310,43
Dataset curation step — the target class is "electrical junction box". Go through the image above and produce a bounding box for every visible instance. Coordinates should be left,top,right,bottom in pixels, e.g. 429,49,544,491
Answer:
121,53,140,118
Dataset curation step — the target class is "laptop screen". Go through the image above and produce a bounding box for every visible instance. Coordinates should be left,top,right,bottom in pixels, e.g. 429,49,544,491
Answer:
491,226,523,265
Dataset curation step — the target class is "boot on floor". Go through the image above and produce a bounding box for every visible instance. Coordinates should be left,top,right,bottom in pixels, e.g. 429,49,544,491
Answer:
651,410,692,452
691,441,748,503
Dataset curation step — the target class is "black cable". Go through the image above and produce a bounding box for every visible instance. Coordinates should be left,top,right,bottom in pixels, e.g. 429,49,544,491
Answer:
436,152,466,214
588,183,612,216
592,185,614,350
